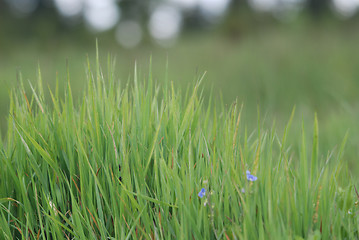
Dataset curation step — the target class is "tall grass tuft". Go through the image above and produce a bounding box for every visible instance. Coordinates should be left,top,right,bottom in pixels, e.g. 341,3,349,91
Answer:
0,49,358,239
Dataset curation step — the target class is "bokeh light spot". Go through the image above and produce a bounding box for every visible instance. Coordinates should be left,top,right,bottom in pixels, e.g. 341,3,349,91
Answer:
332,0,359,18
170,0,198,9
5,0,39,17
84,0,120,32
54,0,83,17
148,5,182,47
116,20,143,49
198,0,231,18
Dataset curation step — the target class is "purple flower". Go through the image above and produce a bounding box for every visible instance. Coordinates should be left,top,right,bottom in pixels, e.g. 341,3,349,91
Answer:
198,188,206,198
246,170,257,182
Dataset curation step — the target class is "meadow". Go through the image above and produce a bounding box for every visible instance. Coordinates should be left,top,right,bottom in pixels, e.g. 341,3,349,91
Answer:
0,23,359,238
1,23,359,174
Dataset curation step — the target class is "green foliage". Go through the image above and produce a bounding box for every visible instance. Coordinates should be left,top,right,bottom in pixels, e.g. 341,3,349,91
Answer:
0,51,358,239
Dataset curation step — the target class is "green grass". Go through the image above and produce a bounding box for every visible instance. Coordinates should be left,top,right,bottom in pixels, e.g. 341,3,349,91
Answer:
0,47,358,239
2,25,359,176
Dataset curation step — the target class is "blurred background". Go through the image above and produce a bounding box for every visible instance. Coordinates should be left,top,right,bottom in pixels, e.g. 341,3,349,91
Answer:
1,0,359,175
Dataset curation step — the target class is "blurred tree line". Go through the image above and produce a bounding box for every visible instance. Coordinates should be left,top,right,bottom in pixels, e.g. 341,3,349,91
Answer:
229,0,330,16
1,0,334,23
0,0,356,47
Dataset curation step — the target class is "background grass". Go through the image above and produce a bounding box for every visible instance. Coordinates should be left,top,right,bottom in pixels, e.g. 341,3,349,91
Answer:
0,47,358,238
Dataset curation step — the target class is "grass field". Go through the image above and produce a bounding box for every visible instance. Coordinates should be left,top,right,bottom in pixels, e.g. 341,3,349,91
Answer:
1,22,359,238
0,44,358,238
1,23,359,175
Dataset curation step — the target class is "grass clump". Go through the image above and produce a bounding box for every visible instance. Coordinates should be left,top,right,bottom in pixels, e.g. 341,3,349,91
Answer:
0,51,358,239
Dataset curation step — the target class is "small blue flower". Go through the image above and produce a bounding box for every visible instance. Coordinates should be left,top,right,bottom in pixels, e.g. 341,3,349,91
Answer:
198,188,206,198
246,170,257,182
